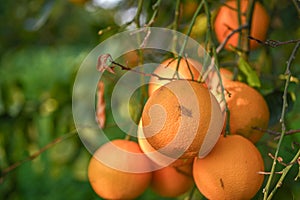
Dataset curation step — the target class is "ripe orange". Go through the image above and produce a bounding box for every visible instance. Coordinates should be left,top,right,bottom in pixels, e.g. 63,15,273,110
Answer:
220,68,233,82
138,120,193,167
214,0,270,50
193,135,265,200
224,81,269,143
123,50,140,68
148,58,202,96
88,140,152,199
142,80,224,159
151,165,194,197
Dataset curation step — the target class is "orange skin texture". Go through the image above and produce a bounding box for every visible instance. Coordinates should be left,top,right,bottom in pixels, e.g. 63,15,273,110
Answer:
148,58,202,96
142,80,224,159
123,50,140,68
151,165,194,197
138,131,194,167
88,140,152,199
224,81,270,143
193,135,265,200
214,0,270,50
219,68,234,82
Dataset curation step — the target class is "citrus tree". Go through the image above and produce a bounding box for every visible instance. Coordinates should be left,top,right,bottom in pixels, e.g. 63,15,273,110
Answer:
0,0,300,199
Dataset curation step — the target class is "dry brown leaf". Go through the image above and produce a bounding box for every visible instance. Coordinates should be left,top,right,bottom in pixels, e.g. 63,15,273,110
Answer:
96,81,106,128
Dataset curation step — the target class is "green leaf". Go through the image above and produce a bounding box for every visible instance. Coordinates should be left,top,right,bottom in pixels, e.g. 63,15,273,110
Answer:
238,57,261,87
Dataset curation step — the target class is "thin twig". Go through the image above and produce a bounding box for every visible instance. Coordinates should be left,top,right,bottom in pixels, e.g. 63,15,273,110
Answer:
237,0,243,49
263,41,300,200
292,0,300,17
244,0,255,56
252,127,300,139
216,24,248,53
134,0,144,28
145,0,162,26
267,148,300,200
104,55,199,83
258,171,283,175
170,0,181,66
0,129,78,183
204,0,230,135
173,0,205,79
268,153,289,167
173,0,181,31
252,126,279,135
248,36,300,48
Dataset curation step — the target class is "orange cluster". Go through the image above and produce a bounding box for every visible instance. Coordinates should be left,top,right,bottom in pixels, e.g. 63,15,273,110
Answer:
87,55,269,199
86,1,271,197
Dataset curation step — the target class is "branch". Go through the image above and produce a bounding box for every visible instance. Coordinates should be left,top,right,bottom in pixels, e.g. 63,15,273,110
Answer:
216,24,249,53
173,0,205,79
97,54,201,83
263,41,300,200
292,0,300,17
134,0,144,28
204,0,230,135
145,0,162,26
0,130,78,183
248,36,300,48
267,148,300,200
252,127,300,140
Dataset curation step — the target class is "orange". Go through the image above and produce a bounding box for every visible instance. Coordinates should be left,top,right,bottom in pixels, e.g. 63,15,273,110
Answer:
224,81,269,143
214,0,270,50
151,165,194,197
220,68,233,82
148,58,202,96
193,135,265,200
138,120,193,167
180,0,198,21
142,80,224,159
123,50,140,68
88,140,152,199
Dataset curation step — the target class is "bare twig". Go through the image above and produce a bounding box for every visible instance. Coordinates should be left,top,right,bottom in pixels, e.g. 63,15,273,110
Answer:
134,0,144,28
173,0,205,79
258,171,283,175
267,148,300,199
248,36,300,48
244,0,255,56
204,0,230,135
98,54,200,83
216,24,248,53
292,0,300,17
252,126,279,136
252,127,300,140
268,153,290,167
173,0,181,30
263,41,300,200
0,129,78,183
145,0,162,26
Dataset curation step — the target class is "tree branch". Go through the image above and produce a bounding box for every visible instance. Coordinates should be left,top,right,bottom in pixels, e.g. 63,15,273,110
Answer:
0,129,78,183
263,41,300,200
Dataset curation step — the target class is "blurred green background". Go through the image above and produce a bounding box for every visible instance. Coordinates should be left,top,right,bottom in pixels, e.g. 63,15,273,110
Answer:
0,0,300,199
